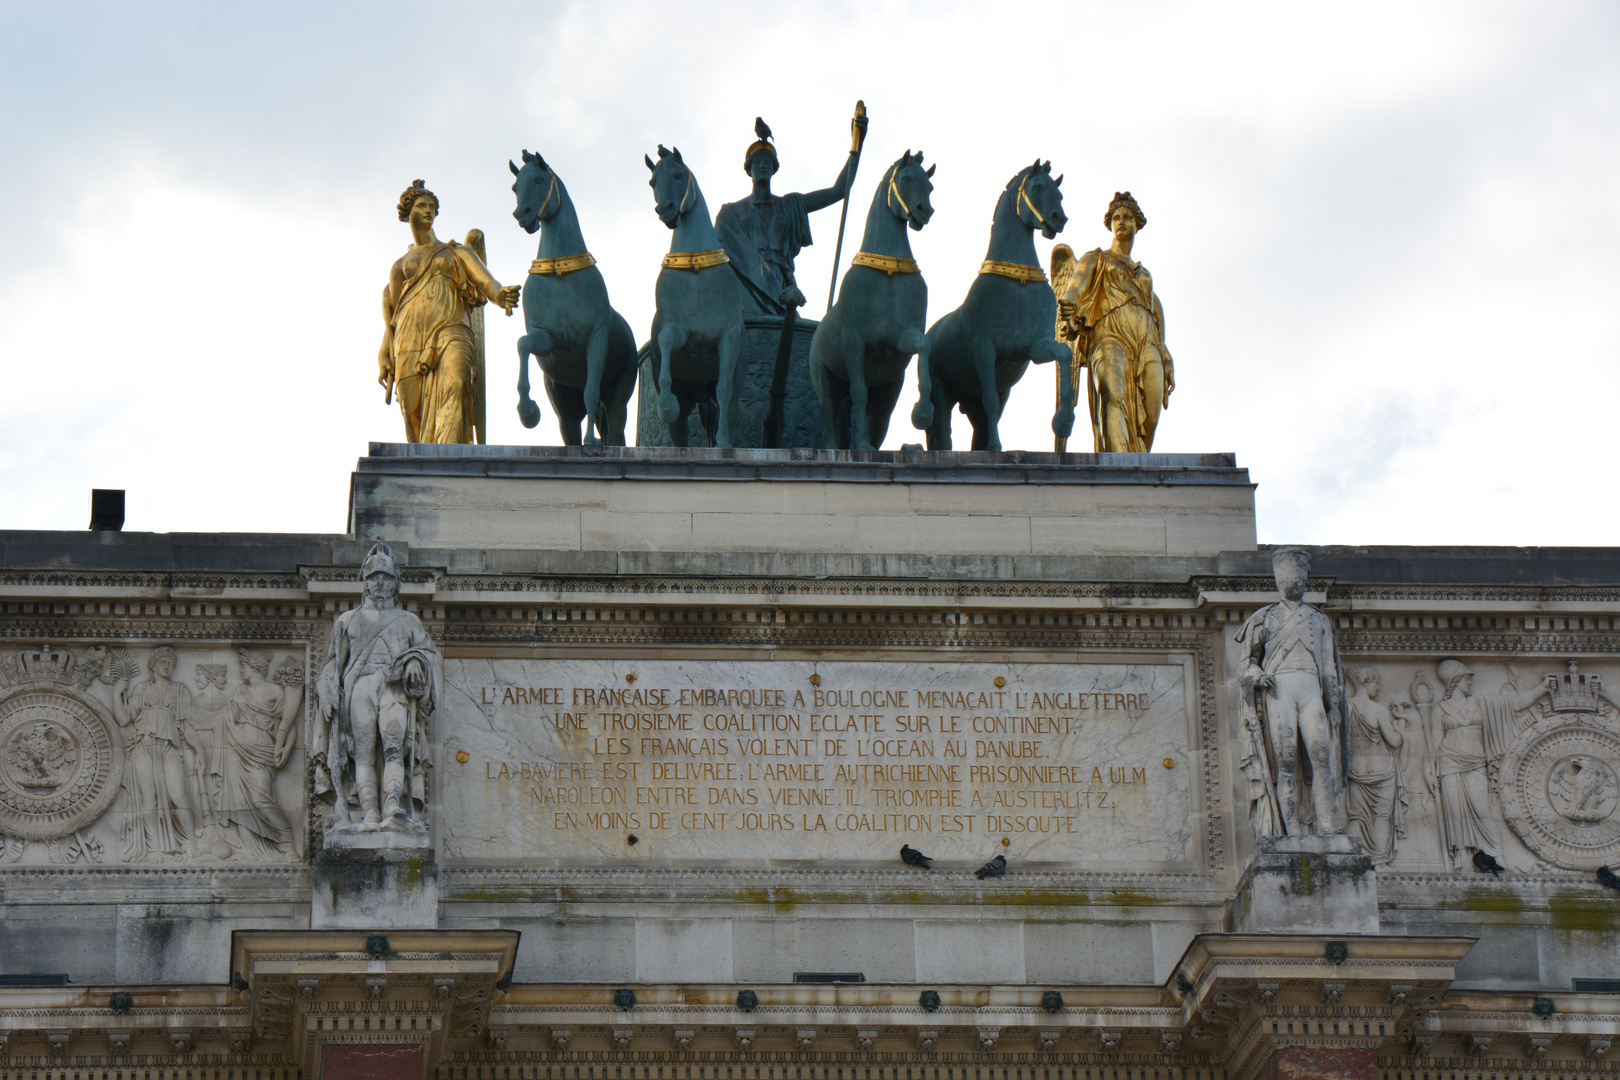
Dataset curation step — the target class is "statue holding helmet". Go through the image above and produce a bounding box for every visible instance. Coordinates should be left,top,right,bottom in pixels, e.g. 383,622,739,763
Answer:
313,542,439,837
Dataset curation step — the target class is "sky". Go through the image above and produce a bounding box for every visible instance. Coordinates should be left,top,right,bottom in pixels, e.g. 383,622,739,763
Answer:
0,1,1617,545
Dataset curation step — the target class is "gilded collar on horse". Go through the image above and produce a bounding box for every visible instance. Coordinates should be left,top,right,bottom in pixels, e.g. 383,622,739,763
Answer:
852,251,920,275
979,259,1047,285
661,249,730,272
529,252,597,276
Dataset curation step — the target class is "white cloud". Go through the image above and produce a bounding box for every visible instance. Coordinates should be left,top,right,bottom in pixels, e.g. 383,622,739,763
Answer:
0,1,1616,543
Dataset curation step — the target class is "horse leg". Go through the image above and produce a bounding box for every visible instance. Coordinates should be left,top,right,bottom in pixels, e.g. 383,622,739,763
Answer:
515,328,552,429
656,323,686,426
843,325,876,451
544,374,584,446
969,337,1002,452
1034,337,1077,442
902,327,934,432
602,355,636,447
809,326,844,450
866,378,904,449
713,320,744,449
581,324,610,446
925,376,952,451
667,384,691,448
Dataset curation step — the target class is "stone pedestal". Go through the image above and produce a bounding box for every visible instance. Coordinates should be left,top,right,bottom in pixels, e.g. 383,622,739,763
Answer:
349,445,1257,560
311,838,438,930
1230,834,1378,935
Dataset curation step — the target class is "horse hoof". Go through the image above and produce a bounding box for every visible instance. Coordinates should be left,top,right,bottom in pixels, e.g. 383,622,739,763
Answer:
656,394,680,423
1052,408,1075,439
584,432,601,447
911,405,934,430
517,399,541,429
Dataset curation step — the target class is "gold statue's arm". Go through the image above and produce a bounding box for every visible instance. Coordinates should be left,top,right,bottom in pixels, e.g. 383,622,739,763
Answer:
1153,292,1174,401
379,264,403,399
454,244,520,315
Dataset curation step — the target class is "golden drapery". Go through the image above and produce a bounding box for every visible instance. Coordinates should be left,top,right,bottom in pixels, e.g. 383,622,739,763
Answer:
1056,247,1169,452
383,241,487,444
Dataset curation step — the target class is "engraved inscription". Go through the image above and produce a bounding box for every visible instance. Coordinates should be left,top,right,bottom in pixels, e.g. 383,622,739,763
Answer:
439,659,1194,867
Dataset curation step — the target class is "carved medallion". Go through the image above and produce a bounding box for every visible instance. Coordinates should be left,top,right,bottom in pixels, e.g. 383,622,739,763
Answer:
0,683,123,841
1499,715,1620,870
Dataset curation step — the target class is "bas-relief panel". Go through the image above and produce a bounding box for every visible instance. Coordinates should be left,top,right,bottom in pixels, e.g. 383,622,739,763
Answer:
1301,655,1619,873
437,658,1197,867
0,643,306,866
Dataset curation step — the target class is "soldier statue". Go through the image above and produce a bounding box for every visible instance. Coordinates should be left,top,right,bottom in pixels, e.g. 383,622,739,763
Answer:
1234,547,1349,838
715,114,867,314
314,543,439,835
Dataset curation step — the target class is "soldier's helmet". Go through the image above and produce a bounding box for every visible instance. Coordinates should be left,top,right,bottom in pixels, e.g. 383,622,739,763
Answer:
362,542,400,582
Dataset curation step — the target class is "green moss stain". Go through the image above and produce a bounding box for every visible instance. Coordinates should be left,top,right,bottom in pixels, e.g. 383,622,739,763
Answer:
1549,896,1620,933
1446,890,1528,915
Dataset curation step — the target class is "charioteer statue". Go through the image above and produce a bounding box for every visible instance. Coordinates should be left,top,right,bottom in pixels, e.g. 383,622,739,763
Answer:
716,113,868,315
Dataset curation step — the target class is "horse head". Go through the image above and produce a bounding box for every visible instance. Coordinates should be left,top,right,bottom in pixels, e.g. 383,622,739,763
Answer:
1011,159,1066,240
645,144,696,230
882,150,937,232
509,149,560,235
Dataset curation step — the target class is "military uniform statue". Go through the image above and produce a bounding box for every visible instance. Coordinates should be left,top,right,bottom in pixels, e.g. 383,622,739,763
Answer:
313,543,439,835
715,115,866,314
1235,547,1348,838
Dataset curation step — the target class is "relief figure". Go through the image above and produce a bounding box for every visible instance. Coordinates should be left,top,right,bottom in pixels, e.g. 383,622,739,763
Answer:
110,646,196,860
182,663,233,858
1235,548,1348,838
1427,658,1548,870
1344,667,1404,864
217,649,302,859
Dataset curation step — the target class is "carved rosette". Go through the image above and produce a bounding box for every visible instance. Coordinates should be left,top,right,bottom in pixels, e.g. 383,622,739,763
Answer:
0,682,124,841
1499,714,1620,869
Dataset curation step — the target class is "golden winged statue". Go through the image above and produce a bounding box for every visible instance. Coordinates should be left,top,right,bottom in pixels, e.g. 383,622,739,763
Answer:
1051,192,1175,452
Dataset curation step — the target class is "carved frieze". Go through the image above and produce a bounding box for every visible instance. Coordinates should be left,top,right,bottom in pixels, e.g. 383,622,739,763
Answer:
1499,710,1620,870
0,646,123,842
0,642,306,865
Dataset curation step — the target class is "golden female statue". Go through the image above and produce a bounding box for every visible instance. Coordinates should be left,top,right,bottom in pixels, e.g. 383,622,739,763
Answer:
379,180,519,443
1050,192,1175,452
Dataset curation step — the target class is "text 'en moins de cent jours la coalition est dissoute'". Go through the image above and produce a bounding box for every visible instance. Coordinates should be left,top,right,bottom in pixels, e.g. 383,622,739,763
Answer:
471,683,1164,837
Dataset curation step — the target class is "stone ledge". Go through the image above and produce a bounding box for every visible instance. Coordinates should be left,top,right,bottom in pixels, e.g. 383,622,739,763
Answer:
360,444,1250,486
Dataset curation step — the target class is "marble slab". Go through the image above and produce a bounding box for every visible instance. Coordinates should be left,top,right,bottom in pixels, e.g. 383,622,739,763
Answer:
437,657,1197,869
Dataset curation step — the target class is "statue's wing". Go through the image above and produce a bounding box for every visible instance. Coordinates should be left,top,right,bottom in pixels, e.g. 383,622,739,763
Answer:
1049,244,1076,297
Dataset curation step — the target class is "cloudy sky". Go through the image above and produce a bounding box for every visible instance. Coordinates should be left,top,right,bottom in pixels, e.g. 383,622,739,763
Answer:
1,2,1616,544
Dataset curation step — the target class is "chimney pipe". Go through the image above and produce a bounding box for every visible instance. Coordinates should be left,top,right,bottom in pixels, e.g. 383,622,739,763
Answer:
90,489,125,531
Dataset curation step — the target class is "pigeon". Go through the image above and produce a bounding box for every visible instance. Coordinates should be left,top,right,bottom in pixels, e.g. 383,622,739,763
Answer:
1597,865,1620,891
1473,850,1505,877
975,854,1007,880
755,116,773,143
900,844,933,869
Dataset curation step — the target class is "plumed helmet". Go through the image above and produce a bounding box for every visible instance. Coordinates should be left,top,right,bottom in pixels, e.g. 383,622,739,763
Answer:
361,542,400,581
1437,658,1474,688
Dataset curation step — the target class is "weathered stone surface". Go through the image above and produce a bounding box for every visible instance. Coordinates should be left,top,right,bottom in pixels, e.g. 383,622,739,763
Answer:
351,446,1257,557
438,657,1193,867
310,845,438,929
1230,834,1377,935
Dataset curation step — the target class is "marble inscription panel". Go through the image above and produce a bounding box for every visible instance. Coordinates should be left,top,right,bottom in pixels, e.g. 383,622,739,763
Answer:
439,658,1196,867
